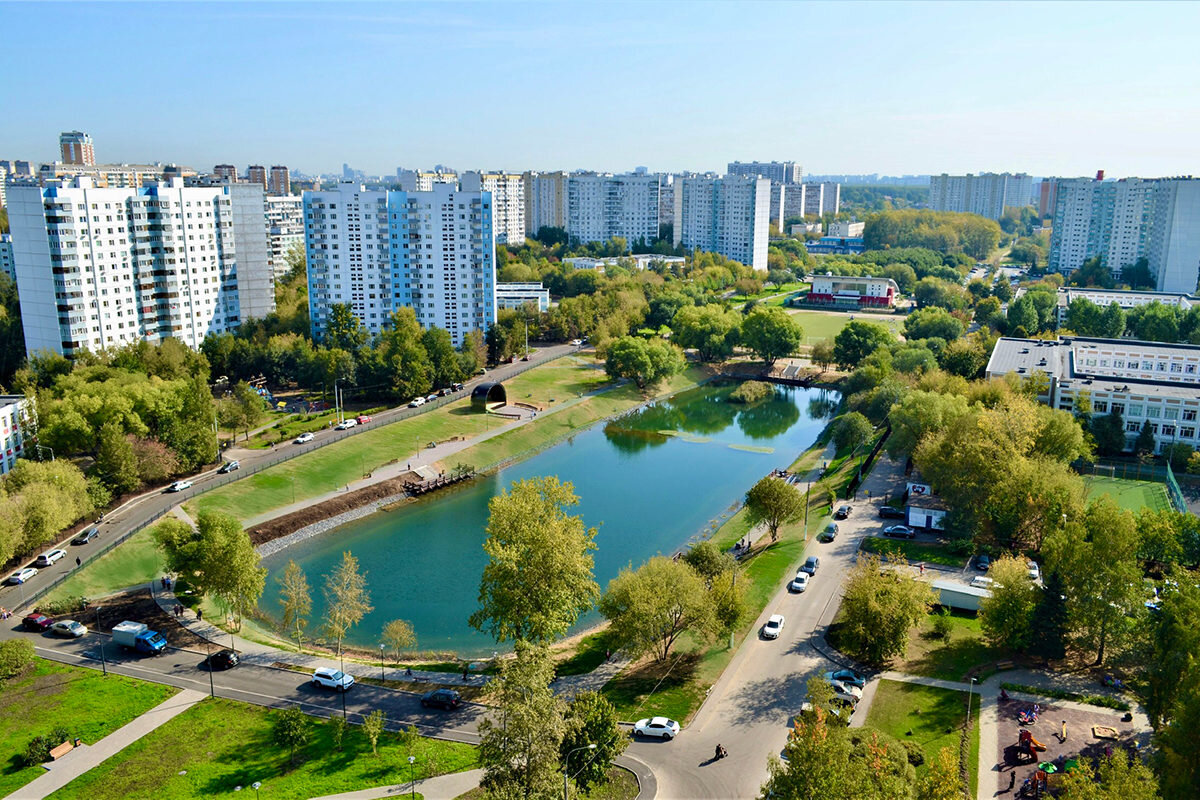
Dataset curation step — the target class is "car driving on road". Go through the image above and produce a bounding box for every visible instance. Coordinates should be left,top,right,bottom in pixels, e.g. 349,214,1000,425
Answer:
310,667,355,691
294,432,315,444
800,556,820,575
35,549,67,566
218,460,240,474
334,418,357,430
205,649,240,670
166,480,192,492
408,397,426,408
883,525,915,539
421,688,462,710
762,614,785,639
7,567,38,584
788,571,809,593
72,526,99,545
633,716,680,740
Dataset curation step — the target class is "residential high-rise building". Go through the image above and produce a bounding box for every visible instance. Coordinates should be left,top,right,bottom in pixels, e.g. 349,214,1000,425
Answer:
0,164,7,208
566,173,660,249
460,171,524,245
0,395,33,474
658,174,675,232
266,195,304,277
0,160,33,177
727,161,802,185
269,165,290,196
673,175,770,270
247,165,267,190
1037,179,1058,217
0,234,14,280
37,162,196,189
7,176,274,357
523,171,568,236
214,164,238,183
396,168,458,192
927,172,1032,220
304,182,495,346
58,131,95,166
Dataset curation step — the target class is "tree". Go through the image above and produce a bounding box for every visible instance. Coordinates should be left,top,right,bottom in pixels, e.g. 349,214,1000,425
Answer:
917,747,962,800
1141,578,1200,727
478,642,565,800
810,339,835,373
1057,752,1160,800
832,412,874,454
278,560,312,652
153,511,265,625
471,477,599,645
682,540,736,584
745,476,804,542
1121,258,1156,290
1007,294,1040,334
381,619,417,659
362,710,385,756
561,691,628,793
1135,420,1157,457
423,327,465,388
1028,568,1069,662
1156,680,1200,800
839,554,936,665
322,551,373,657
1091,410,1128,456
741,307,803,365
978,556,1040,651
273,706,311,765
913,277,970,311
1100,302,1127,338
604,336,685,390
670,304,741,362
886,391,970,459
904,307,964,342
95,420,140,494
375,308,433,400
232,381,265,440
325,303,368,352
130,436,179,484
832,321,894,370
600,556,716,662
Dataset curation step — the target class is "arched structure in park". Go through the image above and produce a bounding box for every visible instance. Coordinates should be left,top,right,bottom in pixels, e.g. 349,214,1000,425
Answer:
471,381,507,410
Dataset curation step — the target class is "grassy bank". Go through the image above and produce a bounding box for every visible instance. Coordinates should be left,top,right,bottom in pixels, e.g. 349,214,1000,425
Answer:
48,697,476,800
42,526,164,606
0,659,177,797
860,537,967,568
864,679,979,794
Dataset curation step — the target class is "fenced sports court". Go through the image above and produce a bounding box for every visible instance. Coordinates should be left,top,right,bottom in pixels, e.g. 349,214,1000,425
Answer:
1078,460,1185,514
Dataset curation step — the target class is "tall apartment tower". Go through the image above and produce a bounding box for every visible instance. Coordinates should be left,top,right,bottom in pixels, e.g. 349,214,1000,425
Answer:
566,173,660,248
460,172,524,245
7,176,274,357
266,195,304,277
304,182,496,346
928,173,1032,220
522,171,568,236
396,168,458,192
269,165,290,196
727,161,802,185
58,131,95,166
247,165,267,190
214,164,238,183
673,175,771,270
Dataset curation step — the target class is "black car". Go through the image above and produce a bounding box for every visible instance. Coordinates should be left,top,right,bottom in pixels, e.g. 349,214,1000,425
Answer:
205,649,240,670
72,526,99,545
878,506,906,519
975,554,991,572
421,688,462,710
451,382,465,392
217,460,240,474
834,505,851,520
820,523,839,542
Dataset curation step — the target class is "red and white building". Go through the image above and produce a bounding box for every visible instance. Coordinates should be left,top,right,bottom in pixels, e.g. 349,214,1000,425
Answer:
806,273,898,308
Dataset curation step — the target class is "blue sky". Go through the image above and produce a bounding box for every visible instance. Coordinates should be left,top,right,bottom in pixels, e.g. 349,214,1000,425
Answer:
2,1,1198,178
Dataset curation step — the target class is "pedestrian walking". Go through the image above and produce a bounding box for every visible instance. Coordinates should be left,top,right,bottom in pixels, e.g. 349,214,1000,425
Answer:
1061,720,1068,741
75,557,81,567
197,609,203,622
919,563,925,575
462,665,469,682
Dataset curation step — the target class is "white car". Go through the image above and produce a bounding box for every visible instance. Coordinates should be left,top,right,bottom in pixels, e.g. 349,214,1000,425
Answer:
6,567,38,585
311,667,355,692
830,680,864,705
788,572,808,593
51,620,88,638
334,418,357,430
294,432,315,444
632,716,680,740
167,480,192,492
1027,561,1040,580
35,549,67,567
763,614,785,639
408,397,426,408
970,575,995,589
570,339,583,346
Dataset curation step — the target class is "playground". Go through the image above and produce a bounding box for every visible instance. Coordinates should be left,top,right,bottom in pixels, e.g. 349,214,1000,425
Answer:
1080,475,1171,514
995,697,1150,797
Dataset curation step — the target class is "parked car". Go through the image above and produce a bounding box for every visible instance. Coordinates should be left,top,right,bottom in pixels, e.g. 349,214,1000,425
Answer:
883,525,916,539
51,620,88,638
975,554,991,572
356,415,372,424
633,716,680,740
451,383,464,392
824,669,867,689
829,680,864,705
834,505,852,520
570,339,584,346
425,394,438,403
166,480,193,493
789,571,809,593
7,567,38,585
800,556,820,575
820,522,839,542
408,397,426,408
294,432,315,444
22,613,53,631
72,526,99,545
437,388,448,397
762,614,785,639
421,688,462,710
878,505,906,519
35,549,67,567
217,460,240,473
205,649,240,670
334,418,357,430
1027,561,1040,580
311,667,355,692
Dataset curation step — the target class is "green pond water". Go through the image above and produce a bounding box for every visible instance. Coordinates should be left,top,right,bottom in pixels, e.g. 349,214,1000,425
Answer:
260,381,839,656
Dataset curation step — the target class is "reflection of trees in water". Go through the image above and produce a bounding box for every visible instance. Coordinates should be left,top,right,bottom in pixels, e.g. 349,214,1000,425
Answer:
808,391,840,421
736,393,802,440
603,421,671,455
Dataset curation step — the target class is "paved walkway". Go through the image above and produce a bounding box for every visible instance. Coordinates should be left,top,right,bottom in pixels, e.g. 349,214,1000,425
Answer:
311,768,485,800
11,689,206,800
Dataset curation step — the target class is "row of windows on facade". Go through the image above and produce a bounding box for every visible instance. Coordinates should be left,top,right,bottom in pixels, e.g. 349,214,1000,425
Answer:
1091,401,1197,420
1081,358,1198,375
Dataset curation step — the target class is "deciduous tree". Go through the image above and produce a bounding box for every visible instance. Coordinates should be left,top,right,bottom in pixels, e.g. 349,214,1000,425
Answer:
832,321,894,370
741,306,803,365
600,556,716,662
979,556,1040,651
832,412,874,454
604,336,685,390
561,691,627,793
273,706,311,765
839,554,936,665
670,304,742,362
278,560,312,652
322,551,373,657
745,476,804,542
381,619,417,659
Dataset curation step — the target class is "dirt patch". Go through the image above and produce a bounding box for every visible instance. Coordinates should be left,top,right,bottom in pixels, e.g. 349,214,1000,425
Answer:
246,473,420,546
92,587,215,653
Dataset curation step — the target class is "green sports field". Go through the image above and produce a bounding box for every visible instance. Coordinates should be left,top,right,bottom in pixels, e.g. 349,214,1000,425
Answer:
1082,475,1171,513
785,309,905,345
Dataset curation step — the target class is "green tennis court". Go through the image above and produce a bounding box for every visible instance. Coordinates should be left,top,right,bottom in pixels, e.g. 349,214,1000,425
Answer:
1082,475,1171,513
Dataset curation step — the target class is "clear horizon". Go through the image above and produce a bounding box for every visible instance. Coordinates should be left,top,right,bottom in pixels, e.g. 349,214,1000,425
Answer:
2,1,1197,179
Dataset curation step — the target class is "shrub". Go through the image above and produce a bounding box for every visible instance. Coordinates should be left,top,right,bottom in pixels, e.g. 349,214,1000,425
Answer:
902,739,925,766
999,682,1130,711
932,609,954,640
38,595,88,616
729,380,773,404
0,639,35,681
21,725,70,767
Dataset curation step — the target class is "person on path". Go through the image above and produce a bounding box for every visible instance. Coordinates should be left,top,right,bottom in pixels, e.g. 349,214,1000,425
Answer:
75,557,81,567
1061,720,1068,742
919,563,925,575
462,665,469,682
197,608,203,622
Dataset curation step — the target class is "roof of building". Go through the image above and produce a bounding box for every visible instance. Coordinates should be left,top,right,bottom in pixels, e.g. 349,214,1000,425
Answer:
931,580,992,598
907,494,949,511
1049,286,1197,308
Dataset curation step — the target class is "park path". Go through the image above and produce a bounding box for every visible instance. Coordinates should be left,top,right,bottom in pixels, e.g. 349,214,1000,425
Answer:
310,768,485,800
9,689,207,800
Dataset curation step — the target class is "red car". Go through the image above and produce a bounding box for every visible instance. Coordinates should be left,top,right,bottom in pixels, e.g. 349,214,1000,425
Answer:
356,415,372,424
22,613,53,631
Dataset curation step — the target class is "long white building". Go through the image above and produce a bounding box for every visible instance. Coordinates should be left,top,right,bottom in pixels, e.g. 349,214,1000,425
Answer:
304,182,495,346
1048,177,1200,294
8,176,274,357
673,175,770,270
460,171,524,245
928,172,1032,220
566,173,660,248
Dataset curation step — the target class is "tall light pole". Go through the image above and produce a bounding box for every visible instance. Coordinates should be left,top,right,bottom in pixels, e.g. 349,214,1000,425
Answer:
563,743,596,800
966,676,978,730
407,755,416,799
379,644,386,683
339,650,347,720
95,606,107,676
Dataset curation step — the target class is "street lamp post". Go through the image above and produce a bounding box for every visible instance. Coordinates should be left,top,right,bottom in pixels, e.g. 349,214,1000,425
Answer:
379,644,386,683
208,652,215,698
252,781,261,799
95,606,107,676
966,676,978,730
563,743,596,800
408,755,416,799
339,650,348,720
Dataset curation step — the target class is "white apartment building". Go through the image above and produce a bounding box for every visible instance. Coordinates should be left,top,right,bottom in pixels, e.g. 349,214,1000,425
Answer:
673,175,770,271
37,162,196,189
658,174,675,231
304,182,495,346
727,161,802,185
563,254,685,272
396,168,458,192
8,176,274,357
0,234,13,280
460,172,524,245
1046,286,1196,326
828,220,865,238
0,395,34,474
266,195,305,277
566,173,660,249
523,171,568,236
496,282,550,312
928,173,1032,220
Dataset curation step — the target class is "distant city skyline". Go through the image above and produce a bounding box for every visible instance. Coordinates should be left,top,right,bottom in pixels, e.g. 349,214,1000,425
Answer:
2,2,1198,178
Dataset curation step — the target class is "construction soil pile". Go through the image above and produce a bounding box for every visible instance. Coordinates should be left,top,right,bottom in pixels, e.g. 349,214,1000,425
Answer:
246,472,421,546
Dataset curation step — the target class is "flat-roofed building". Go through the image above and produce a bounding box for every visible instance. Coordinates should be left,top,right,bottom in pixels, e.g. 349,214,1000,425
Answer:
806,273,898,308
496,282,550,312
0,395,34,474
1043,286,1197,326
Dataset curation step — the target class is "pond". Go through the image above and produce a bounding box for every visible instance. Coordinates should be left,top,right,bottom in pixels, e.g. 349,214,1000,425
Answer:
259,381,839,657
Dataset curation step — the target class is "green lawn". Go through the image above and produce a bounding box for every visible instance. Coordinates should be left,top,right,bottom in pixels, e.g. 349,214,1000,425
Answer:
729,282,810,303
454,767,637,800
898,610,996,682
860,537,967,568
43,527,164,605
1082,475,1171,513
48,697,477,800
555,631,613,677
785,309,905,345
0,659,177,797
865,679,979,793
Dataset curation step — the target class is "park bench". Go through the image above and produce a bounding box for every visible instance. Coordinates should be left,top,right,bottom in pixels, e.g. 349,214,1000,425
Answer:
48,741,74,760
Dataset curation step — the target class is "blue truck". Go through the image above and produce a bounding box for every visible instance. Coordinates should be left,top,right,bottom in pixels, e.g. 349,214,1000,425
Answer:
111,620,167,655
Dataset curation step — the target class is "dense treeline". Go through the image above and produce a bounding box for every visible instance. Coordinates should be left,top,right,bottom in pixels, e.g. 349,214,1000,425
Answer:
863,209,1002,260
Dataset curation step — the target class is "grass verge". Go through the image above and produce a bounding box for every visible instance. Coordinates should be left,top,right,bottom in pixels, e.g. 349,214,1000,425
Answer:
48,696,476,800
454,766,637,800
864,679,979,792
42,527,164,606
0,658,177,797
998,682,1130,711
860,537,967,568
785,309,906,344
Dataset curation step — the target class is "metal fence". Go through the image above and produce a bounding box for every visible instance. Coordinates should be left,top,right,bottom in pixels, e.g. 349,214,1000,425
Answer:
1076,458,1187,514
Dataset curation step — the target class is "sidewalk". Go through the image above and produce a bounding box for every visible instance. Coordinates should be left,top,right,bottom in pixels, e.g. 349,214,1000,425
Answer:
12,689,206,800
310,768,485,800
